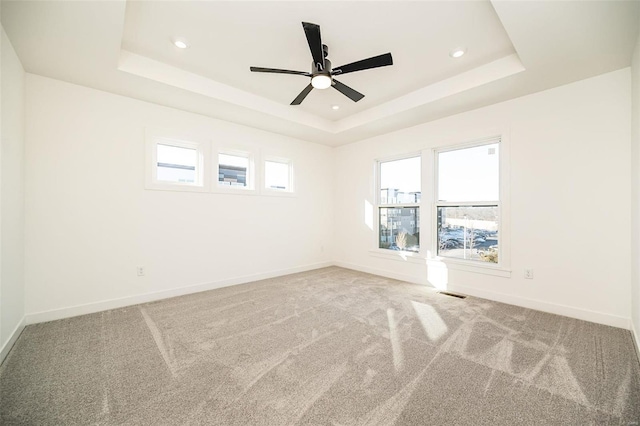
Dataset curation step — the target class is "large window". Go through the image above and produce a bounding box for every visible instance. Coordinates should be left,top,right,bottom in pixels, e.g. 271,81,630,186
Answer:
378,156,421,252
436,140,500,263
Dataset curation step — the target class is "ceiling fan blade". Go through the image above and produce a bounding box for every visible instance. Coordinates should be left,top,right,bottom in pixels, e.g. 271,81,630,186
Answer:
302,22,325,71
332,53,393,76
291,84,314,105
250,67,311,76
332,79,364,102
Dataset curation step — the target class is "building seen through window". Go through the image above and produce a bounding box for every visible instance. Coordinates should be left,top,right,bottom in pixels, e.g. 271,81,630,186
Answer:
218,153,248,187
156,143,197,183
378,156,420,252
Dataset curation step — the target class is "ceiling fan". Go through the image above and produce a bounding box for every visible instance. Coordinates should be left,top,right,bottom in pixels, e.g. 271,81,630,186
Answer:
250,22,393,105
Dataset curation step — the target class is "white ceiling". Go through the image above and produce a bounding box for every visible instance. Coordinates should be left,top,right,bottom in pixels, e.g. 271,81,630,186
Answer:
2,1,639,146
122,1,515,121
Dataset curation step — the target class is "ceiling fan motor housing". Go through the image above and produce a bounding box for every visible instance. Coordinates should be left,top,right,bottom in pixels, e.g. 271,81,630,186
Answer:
314,58,331,76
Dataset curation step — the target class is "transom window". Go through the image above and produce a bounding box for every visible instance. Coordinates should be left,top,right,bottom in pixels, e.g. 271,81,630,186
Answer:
146,132,206,192
157,143,198,184
145,130,297,196
265,159,292,192
218,152,253,190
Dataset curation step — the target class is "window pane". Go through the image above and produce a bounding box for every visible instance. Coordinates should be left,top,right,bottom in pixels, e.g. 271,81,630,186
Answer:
380,156,421,204
157,144,197,183
438,143,499,202
437,206,498,263
265,160,290,190
379,207,420,252
218,153,248,187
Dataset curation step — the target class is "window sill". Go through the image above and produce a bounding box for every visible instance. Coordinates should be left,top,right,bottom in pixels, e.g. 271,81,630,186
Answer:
261,189,297,197
368,250,510,277
427,258,511,278
368,249,427,264
212,185,257,196
145,182,208,193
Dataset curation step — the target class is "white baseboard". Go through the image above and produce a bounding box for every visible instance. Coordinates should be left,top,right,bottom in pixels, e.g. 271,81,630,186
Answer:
335,262,629,330
445,282,630,329
631,320,640,365
22,260,632,333
26,261,333,325
0,316,26,366
333,261,427,286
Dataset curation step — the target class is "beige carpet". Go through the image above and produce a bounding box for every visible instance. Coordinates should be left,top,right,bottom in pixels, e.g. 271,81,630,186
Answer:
1,267,639,425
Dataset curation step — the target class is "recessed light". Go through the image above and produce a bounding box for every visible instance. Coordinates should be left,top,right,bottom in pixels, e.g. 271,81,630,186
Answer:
331,105,340,110
173,39,189,49
449,47,466,58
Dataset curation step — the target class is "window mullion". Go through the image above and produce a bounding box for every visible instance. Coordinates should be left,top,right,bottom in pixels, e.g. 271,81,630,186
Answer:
379,203,420,208
436,201,499,207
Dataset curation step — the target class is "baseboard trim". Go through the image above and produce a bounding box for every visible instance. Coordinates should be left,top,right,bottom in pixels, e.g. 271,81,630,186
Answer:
23,260,631,332
0,317,26,366
335,262,629,330
334,261,427,285
26,262,333,325
631,320,640,367
445,282,630,329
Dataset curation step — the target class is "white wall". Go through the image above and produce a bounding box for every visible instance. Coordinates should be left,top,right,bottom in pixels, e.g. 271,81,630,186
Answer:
1,26,25,358
631,27,640,349
24,74,333,320
15,45,639,335
334,69,632,328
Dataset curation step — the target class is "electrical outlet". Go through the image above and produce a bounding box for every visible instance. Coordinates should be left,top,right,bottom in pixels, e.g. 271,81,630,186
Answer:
524,269,534,279
137,266,145,277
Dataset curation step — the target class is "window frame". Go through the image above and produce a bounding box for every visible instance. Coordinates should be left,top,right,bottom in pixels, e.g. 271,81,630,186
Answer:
145,129,210,192
430,136,511,276
262,156,295,196
213,145,258,195
374,152,423,257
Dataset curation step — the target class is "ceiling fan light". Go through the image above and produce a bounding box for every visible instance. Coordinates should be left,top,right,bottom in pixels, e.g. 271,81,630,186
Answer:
311,75,332,90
